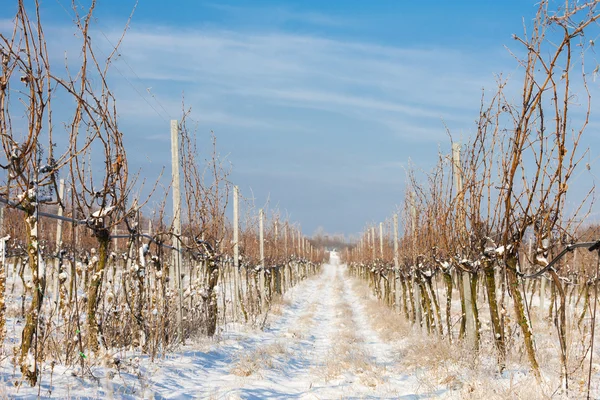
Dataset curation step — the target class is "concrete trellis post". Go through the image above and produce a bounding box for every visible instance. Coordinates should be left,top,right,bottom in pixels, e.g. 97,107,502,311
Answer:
0,235,7,272
259,209,265,266
259,208,265,302
302,235,306,257
409,191,422,327
233,186,240,268
284,223,288,258
291,229,295,256
171,119,184,343
371,226,376,261
232,186,240,318
393,214,400,313
379,222,384,259
453,142,475,344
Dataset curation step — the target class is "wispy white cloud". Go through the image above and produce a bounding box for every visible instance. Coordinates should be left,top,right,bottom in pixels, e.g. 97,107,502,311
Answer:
3,15,522,233
98,27,510,136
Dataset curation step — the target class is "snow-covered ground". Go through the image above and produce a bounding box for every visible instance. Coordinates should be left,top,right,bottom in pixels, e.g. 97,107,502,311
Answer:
3,252,596,399
0,253,429,399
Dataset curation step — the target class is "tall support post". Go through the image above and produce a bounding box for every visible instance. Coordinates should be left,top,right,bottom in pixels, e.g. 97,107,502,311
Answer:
393,214,400,313
379,222,384,258
232,186,240,319
259,209,265,266
284,223,288,259
233,186,240,269
453,142,474,343
371,226,376,261
360,237,364,259
410,191,422,327
452,143,463,198
290,229,294,256
296,228,302,280
171,119,184,343
0,235,7,279
274,219,282,294
54,179,65,306
302,235,306,257
259,208,265,302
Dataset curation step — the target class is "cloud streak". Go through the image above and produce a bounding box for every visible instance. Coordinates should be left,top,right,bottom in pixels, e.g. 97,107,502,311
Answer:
1,11,521,233
98,26,512,142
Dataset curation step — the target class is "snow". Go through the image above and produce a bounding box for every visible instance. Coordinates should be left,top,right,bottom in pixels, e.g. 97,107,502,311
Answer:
0,254,427,399
91,206,115,219
2,252,598,399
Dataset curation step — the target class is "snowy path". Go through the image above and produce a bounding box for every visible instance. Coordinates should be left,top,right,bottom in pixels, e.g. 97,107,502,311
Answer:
140,256,426,400
2,256,435,399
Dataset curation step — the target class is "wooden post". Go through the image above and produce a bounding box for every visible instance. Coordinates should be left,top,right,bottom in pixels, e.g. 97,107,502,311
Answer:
379,222,384,258
232,186,240,319
259,208,265,302
302,235,306,257
453,142,475,344
259,209,265,266
393,214,400,313
410,191,422,327
171,119,184,343
0,235,7,275
274,220,278,246
233,186,240,269
284,223,288,259
452,143,463,197
371,226,376,261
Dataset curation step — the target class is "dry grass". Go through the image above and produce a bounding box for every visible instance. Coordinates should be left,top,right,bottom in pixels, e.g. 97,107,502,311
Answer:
230,342,288,377
345,273,600,399
297,302,318,326
316,288,386,388
268,295,292,317
351,280,411,342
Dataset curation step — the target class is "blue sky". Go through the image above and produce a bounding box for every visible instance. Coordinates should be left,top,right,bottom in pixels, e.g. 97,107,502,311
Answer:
2,1,600,237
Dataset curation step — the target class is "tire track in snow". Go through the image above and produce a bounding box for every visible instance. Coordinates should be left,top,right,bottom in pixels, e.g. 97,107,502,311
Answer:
148,265,337,399
340,265,396,368
200,261,340,399
147,258,427,399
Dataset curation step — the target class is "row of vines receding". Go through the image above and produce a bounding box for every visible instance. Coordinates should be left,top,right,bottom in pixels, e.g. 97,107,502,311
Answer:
0,0,325,388
344,1,600,396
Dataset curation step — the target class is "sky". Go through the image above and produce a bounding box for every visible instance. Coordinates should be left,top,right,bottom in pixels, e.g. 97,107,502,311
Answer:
2,0,600,237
